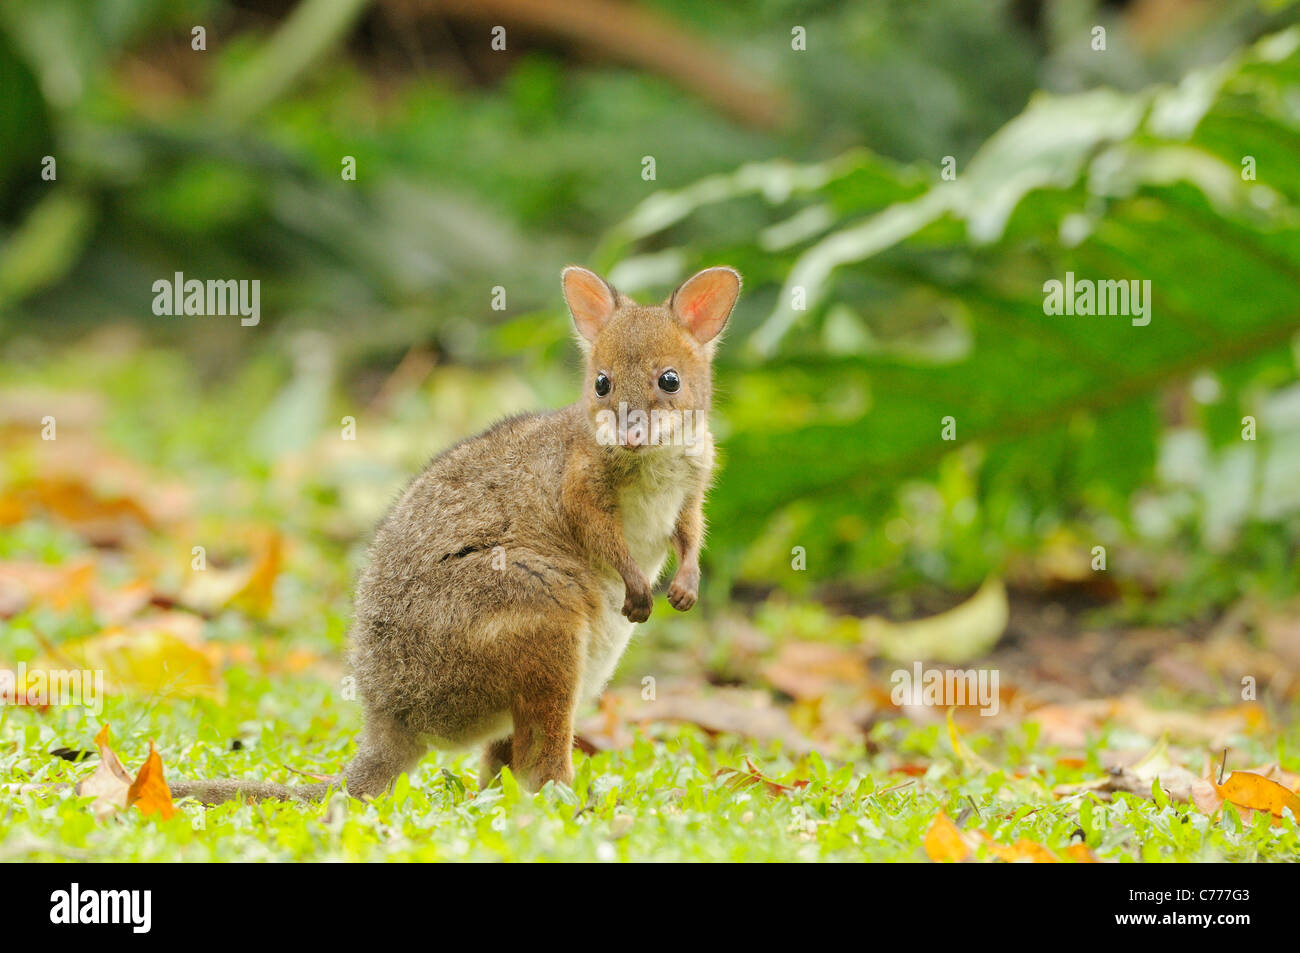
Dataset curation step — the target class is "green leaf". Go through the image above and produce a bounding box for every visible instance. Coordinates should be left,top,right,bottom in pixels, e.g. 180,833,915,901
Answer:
611,27,1300,581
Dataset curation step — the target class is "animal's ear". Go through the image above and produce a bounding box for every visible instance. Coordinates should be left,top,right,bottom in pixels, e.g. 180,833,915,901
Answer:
562,266,618,343
670,267,741,344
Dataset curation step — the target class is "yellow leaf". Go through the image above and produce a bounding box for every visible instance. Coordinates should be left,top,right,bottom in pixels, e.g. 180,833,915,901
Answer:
46,613,221,699
947,708,995,774
865,577,1008,663
1214,771,1300,825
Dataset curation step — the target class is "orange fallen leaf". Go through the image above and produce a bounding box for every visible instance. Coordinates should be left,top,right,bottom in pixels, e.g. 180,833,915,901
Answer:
763,641,868,701
0,478,153,547
179,532,282,618
75,726,177,821
1213,771,1300,825
1244,762,1300,791
127,741,175,820
230,532,282,617
0,560,96,617
925,810,1092,863
1063,842,1100,863
924,811,975,862
981,833,1058,863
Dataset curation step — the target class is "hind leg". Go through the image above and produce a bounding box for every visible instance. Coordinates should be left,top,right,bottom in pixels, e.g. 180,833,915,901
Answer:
344,710,426,799
510,689,577,792
495,609,584,792
479,736,512,789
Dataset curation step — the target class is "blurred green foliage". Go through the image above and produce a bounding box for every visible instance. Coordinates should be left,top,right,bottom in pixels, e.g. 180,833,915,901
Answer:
601,31,1300,601
1,0,1298,607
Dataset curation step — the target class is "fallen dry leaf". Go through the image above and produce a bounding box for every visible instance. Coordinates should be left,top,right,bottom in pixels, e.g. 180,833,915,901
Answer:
1244,762,1300,791
0,560,96,618
1030,696,1261,748
126,741,175,820
178,532,282,618
0,559,157,623
763,641,868,701
1053,737,1217,806
42,612,221,699
75,726,177,821
1212,771,1300,825
1,429,191,538
0,478,153,547
924,811,975,862
1063,842,1100,863
578,685,817,755
864,576,1008,664
73,725,133,820
924,810,1090,863
981,833,1059,863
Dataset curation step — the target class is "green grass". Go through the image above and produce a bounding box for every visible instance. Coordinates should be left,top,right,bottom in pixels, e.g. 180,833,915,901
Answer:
4,676,1298,862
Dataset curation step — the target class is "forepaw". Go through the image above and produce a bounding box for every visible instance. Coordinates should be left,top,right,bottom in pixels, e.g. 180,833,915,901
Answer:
667,567,699,612
622,580,653,623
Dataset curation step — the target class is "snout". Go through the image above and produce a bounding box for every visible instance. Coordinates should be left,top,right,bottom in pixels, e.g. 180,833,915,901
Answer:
623,421,649,448
593,401,682,452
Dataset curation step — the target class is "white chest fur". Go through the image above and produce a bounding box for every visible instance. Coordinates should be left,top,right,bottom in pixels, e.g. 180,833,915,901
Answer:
617,453,691,579
580,450,698,700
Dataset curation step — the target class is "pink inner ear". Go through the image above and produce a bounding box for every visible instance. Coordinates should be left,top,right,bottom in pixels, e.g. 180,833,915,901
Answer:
563,267,616,342
674,268,740,343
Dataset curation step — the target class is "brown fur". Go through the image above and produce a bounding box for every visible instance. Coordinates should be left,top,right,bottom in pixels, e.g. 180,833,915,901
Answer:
169,266,740,804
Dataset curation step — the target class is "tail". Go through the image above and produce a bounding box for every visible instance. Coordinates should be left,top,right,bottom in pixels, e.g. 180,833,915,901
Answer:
168,715,425,805
168,778,338,806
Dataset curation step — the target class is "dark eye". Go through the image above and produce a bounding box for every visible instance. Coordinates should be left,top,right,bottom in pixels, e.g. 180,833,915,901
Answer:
658,369,680,393
594,372,611,397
